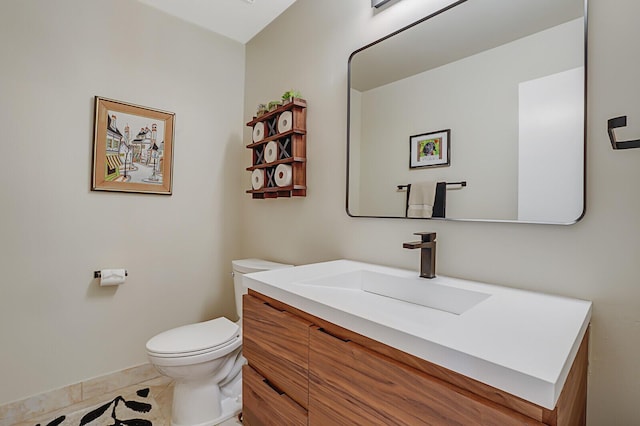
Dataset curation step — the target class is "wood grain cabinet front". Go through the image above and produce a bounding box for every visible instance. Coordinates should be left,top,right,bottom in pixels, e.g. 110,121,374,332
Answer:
308,326,544,426
242,294,312,409
242,364,307,426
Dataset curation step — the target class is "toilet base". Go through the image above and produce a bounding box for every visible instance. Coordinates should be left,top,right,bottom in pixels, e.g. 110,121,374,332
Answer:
169,355,244,426
171,395,241,426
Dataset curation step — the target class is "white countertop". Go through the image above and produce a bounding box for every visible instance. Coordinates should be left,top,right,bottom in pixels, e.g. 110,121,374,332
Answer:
243,259,591,410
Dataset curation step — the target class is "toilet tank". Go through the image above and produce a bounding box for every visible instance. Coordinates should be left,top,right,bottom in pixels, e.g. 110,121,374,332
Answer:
231,259,292,320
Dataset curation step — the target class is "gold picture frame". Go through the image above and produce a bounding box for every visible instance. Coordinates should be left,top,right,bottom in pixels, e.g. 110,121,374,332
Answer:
92,96,175,195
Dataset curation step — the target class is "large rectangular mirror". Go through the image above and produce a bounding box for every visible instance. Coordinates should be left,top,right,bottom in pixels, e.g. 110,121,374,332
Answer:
347,0,587,224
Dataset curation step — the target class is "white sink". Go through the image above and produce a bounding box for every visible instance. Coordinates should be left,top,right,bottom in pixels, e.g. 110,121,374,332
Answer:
298,270,490,315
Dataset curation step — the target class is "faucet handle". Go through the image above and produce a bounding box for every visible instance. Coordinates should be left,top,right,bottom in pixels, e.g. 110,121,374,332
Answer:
403,241,424,249
413,232,436,243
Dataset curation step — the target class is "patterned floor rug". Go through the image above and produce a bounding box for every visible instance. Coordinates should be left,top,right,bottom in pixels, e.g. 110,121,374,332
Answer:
34,387,162,426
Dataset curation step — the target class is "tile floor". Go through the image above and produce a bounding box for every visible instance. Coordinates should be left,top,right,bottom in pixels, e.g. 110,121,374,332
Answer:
17,377,242,426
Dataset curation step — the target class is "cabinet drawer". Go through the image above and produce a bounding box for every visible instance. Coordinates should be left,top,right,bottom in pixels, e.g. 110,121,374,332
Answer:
243,365,308,426
243,294,312,409
308,327,544,426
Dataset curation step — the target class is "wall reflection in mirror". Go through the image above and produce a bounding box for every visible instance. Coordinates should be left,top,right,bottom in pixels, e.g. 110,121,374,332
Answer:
347,0,586,224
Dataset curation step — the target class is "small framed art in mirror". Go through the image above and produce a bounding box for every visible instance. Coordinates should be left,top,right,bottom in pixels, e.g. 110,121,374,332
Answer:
409,130,451,169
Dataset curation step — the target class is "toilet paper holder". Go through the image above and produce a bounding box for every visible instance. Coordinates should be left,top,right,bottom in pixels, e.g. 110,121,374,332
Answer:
94,270,128,278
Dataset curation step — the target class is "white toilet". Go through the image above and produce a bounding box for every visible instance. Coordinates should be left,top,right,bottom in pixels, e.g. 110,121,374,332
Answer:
146,259,292,426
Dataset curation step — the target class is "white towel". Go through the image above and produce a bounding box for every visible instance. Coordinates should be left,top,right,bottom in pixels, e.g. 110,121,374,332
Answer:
407,181,437,218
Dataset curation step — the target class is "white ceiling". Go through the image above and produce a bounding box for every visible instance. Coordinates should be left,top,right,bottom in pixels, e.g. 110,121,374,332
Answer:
136,0,297,44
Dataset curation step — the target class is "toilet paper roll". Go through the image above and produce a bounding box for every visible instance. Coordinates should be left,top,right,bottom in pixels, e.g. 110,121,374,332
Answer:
275,164,292,187
252,122,265,143
264,141,278,163
100,269,126,286
251,169,264,190
277,111,293,133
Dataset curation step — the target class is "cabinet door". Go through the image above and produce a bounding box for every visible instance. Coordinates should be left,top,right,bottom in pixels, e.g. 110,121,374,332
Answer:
242,365,307,426
309,327,544,426
243,294,312,409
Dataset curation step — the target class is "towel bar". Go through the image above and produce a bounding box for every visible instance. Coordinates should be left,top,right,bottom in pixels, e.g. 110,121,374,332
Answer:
397,181,466,191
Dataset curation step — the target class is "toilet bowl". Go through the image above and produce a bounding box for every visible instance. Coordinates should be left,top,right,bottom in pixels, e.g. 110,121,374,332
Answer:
146,259,292,426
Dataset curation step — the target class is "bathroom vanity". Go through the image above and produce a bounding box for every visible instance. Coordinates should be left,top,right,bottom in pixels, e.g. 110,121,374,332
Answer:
241,260,591,425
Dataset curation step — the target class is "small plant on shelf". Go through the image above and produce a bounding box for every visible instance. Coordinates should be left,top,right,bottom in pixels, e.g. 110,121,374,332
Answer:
268,100,282,111
256,103,267,117
282,90,302,103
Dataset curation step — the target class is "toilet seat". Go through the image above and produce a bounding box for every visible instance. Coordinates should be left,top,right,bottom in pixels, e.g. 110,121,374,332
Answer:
146,317,240,358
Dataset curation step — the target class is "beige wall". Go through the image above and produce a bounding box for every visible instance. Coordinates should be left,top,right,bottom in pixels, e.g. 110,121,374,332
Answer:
243,0,640,423
0,0,245,405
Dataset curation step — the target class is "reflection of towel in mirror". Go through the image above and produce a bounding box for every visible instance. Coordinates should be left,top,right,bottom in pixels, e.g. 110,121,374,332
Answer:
407,181,437,218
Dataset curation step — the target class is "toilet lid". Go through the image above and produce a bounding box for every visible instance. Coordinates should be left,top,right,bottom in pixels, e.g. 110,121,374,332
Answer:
232,258,293,274
146,317,240,356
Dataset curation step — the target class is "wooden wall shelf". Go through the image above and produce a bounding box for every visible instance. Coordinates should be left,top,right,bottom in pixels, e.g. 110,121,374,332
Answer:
246,98,307,199
246,129,306,149
247,157,306,171
246,98,307,126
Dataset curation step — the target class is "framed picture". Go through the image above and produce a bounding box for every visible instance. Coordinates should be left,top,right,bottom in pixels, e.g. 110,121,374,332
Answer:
92,96,175,195
409,129,450,169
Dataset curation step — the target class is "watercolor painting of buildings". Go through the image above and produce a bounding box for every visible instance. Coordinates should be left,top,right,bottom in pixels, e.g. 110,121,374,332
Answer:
93,97,174,195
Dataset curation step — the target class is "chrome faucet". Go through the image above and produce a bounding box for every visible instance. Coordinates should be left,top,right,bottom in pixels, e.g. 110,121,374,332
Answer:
403,232,436,279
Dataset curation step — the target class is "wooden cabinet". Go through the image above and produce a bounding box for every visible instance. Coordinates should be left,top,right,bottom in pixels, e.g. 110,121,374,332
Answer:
243,290,588,426
242,293,311,426
309,327,543,425
246,99,307,199
242,365,307,426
